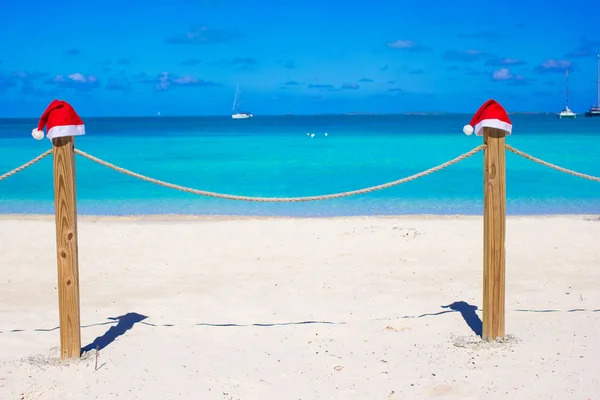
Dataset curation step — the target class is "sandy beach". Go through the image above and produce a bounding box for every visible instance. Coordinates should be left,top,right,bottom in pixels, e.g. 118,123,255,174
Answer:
1,215,599,399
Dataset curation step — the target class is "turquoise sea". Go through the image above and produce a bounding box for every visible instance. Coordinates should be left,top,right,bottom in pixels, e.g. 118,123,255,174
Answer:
0,114,599,216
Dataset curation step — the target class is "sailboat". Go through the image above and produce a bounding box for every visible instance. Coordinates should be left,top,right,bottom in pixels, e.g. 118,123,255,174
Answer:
558,68,576,119
584,53,600,117
231,82,253,119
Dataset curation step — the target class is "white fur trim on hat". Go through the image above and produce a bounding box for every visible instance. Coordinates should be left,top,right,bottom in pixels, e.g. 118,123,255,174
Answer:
473,119,512,136
47,124,86,140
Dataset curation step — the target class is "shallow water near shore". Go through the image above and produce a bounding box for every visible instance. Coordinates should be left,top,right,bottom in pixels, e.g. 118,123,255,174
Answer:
1,114,599,216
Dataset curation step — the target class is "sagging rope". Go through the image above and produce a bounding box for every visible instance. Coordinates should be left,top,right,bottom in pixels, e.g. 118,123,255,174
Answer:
0,150,52,181
506,145,600,183
73,145,486,202
3,144,597,201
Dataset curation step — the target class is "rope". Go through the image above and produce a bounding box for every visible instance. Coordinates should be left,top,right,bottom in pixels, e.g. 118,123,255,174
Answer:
0,150,53,181
74,145,485,202
506,145,600,183
4,144,596,200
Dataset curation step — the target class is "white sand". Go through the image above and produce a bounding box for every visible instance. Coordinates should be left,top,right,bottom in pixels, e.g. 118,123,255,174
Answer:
1,215,599,400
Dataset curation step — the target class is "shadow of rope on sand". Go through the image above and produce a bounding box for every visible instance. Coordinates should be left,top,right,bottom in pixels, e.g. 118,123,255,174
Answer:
3,307,599,336
1,306,598,354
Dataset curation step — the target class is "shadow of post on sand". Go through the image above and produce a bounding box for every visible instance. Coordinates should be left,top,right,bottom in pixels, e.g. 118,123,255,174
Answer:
442,301,482,337
81,312,148,355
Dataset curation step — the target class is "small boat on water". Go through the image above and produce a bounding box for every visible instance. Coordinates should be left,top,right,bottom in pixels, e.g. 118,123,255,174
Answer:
558,107,576,119
558,68,576,119
585,105,600,117
232,112,253,119
231,82,253,119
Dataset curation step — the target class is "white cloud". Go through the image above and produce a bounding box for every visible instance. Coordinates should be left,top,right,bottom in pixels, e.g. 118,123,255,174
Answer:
46,73,100,90
540,59,571,69
492,68,512,80
67,73,98,83
386,40,418,49
492,68,527,84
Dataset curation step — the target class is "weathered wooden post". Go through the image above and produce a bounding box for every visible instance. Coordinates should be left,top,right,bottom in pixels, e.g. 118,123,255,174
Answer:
463,99,511,342
32,100,86,359
482,126,506,341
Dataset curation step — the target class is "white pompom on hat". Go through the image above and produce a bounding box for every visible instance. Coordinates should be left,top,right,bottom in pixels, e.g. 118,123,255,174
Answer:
31,128,45,140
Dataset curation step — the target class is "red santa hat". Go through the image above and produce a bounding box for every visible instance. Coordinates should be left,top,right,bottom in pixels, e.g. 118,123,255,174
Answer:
31,100,86,140
463,99,512,136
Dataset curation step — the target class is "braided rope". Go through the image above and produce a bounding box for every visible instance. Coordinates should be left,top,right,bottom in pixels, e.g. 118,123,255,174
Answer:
74,145,485,202
506,145,600,183
0,150,53,181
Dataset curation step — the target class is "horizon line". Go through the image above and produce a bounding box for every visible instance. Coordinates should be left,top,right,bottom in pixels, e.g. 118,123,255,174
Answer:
0,111,565,119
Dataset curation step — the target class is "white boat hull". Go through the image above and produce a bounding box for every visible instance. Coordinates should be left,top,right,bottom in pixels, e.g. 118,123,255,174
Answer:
232,113,253,119
558,110,576,119
585,108,600,117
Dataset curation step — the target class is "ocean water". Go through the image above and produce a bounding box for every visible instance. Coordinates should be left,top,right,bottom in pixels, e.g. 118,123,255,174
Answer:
0,114,599,216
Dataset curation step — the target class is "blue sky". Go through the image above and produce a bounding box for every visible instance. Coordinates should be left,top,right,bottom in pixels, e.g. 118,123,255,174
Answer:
0,0,599,117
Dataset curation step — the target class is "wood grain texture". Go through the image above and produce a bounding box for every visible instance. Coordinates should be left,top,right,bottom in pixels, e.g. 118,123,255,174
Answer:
482,127,506,342
52,136,81,359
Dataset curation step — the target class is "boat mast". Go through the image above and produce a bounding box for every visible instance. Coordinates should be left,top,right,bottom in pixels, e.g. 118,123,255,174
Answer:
232,82,239,113
565,68,569,109
596,53,599,107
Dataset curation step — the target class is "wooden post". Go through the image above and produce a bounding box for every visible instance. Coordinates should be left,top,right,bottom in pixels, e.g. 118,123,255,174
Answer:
52,136,81,359
482,127,507,342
